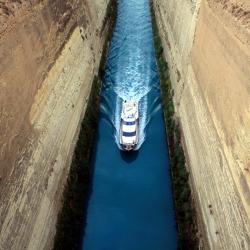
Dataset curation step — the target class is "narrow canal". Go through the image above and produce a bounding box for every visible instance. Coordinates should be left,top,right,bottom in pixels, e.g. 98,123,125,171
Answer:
82,0,177,249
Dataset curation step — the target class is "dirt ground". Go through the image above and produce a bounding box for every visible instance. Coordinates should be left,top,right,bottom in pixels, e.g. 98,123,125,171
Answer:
0,0,78,183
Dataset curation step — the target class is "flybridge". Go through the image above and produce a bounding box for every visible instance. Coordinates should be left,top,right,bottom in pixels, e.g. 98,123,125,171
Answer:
120,100,139,151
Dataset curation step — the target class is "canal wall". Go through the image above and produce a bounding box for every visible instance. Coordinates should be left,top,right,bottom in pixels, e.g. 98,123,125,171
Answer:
0,0,113,249
153,0,250,249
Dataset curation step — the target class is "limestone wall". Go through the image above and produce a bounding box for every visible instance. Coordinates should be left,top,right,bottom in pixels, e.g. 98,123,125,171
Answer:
153,0,250,248
0,0,111,249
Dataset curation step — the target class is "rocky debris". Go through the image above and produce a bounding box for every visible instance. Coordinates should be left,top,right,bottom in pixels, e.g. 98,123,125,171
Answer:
0,0,39,33
208,0,250,29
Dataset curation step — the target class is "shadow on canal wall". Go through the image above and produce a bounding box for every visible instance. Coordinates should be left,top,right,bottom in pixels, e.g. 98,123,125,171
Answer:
151,2,199,249
52,1,117,249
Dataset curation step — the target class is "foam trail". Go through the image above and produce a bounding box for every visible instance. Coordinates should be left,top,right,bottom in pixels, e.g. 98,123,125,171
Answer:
101,0,160,150
82,1,178,249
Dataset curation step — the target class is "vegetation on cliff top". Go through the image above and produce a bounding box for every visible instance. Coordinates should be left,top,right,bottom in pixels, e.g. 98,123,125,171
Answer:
151,2,199,249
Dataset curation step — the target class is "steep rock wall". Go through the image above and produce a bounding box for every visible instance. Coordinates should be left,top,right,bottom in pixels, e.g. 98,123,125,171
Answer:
0,0,111,249
153,0,250,249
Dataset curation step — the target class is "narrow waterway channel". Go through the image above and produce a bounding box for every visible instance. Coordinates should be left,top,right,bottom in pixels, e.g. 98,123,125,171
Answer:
82,0,177,249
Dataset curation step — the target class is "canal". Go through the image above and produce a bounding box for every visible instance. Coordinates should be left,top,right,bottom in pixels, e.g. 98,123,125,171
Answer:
82,0,177,249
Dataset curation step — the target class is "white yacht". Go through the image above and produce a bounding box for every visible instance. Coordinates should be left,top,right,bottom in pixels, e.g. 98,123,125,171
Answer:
120,100,139,151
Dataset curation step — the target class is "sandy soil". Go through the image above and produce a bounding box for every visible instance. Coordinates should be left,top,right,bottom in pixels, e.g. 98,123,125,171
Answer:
0,0,80,182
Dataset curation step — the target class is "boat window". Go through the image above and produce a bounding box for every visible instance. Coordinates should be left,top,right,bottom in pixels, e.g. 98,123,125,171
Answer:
124,121,136,125
123,131,136,137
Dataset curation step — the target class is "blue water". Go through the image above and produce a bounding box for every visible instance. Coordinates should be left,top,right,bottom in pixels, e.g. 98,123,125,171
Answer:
82,0,177,249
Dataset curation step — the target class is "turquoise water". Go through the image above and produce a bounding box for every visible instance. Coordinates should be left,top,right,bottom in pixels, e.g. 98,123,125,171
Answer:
82,0,177,249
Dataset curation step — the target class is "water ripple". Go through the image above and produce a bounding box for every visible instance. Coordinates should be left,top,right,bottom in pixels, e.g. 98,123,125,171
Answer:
102,0,160,149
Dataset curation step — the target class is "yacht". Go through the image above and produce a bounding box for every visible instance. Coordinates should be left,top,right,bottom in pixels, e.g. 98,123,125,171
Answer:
120,100,139,151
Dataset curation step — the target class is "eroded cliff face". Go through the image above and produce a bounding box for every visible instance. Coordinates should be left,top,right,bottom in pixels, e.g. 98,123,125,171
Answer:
153,0,250,249
0,0,112,249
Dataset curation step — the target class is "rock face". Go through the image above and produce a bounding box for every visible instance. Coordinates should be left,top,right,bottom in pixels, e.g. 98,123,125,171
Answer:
153,0,250,249
0,0,112,249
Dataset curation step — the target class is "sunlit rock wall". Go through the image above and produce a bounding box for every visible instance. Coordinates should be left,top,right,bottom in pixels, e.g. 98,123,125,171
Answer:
153,0,250,248
0,0,111,249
